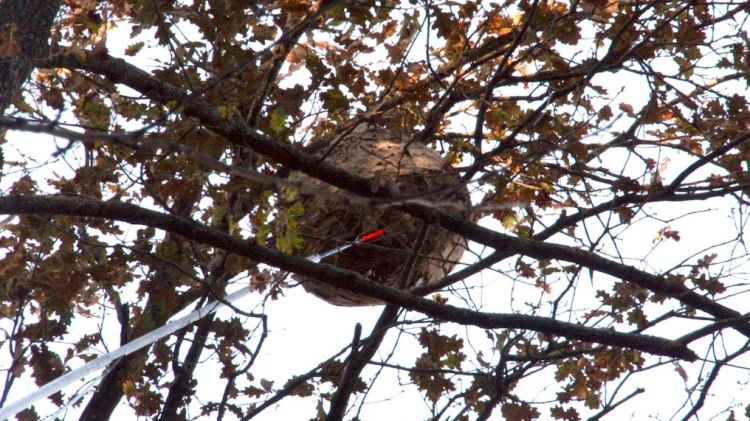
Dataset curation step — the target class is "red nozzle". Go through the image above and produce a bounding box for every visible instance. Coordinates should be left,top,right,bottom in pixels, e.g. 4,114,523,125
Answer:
359,228,385,242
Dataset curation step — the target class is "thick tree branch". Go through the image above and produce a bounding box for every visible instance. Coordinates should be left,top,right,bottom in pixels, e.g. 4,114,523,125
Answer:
158,314,214,421
81,146,214,419
40,52,750,340
0,194,696,360
8,113,745,315
43,51,380,195
2,1,747,420
326,308,398,421
326,224,429,420
401,198,750,339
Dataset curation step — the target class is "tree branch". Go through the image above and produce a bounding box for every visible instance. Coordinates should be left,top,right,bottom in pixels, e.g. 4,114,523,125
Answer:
158,314,214,421
41,50,750,340
0,194,697,360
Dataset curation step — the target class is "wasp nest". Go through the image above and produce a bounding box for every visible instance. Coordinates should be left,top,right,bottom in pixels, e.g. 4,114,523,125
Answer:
292,123,471,306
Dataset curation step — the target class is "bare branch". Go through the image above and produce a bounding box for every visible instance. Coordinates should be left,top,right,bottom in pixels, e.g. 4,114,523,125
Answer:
0,194,697,360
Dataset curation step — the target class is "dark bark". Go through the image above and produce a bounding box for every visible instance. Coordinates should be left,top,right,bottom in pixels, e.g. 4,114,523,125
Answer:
0,194,699,361
327,223,428,419
158,315,214,421
325,308,399,421
34,53,748,340
0,0,61,114
80,185,207,419
79,293,172,420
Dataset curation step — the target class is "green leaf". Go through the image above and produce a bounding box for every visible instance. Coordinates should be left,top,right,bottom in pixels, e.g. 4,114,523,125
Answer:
269,108,288,133
320,89,349,112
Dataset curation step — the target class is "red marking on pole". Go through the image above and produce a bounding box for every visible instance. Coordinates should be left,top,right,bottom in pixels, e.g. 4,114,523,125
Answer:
359,228,385,243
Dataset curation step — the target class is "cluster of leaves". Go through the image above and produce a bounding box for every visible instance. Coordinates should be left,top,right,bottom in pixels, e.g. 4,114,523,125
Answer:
0,0,749,420
410,328,466,402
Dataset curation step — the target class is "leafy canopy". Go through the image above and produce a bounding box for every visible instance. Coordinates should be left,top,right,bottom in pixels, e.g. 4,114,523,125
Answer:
1,1,750,420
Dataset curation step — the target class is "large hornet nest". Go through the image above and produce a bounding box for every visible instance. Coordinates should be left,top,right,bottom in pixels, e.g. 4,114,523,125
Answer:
292,123,472,306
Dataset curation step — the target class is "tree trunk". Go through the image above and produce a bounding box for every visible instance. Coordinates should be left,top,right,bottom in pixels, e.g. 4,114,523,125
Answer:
0,0,61,114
